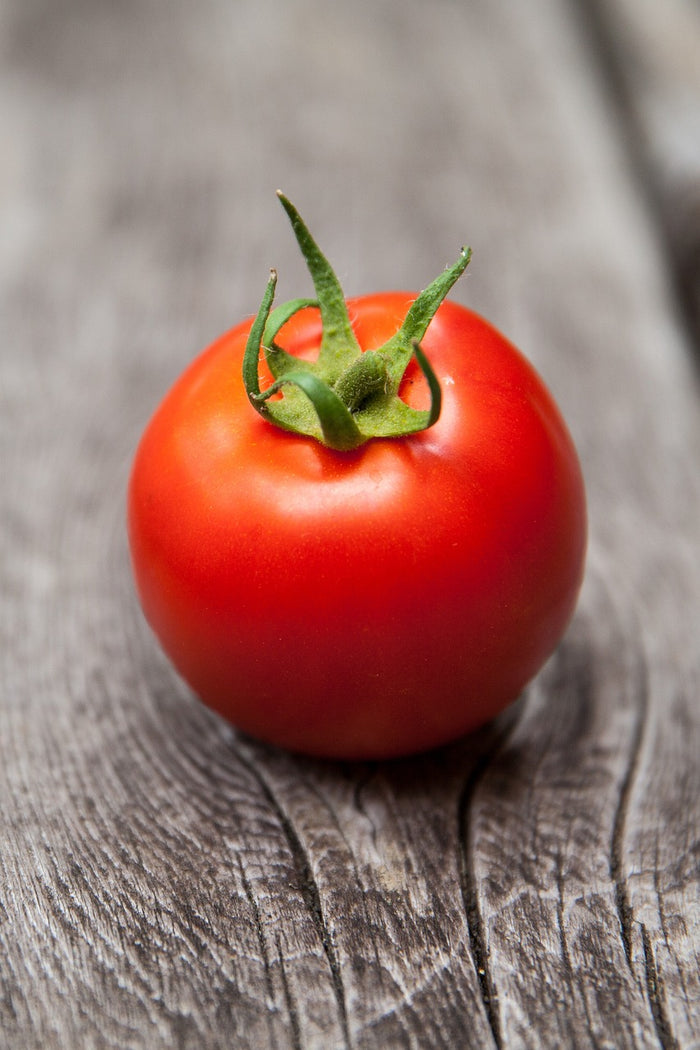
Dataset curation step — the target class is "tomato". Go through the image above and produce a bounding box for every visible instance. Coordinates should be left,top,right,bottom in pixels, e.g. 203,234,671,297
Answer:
128,197,586,759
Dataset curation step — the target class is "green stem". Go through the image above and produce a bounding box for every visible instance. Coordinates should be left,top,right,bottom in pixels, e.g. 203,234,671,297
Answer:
333,351,389,412
242,196,471,451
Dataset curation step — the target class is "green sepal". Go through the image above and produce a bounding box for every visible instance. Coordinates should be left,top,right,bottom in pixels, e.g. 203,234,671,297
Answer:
277,192,361,381
263,297,318,379
379,247,471,390
242,269,277,403
414,340,442,429
254,371,363,451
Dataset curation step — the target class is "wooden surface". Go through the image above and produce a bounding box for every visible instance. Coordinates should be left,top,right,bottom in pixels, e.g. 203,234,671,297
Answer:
2,0,699,1047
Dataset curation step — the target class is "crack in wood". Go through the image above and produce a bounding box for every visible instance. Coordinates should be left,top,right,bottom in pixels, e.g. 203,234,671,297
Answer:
458,821,501,1049
275,932,303,1050
554,858,575,992
236,854,276,1010
642,926,681,1050
609,646,649,972
456,725,519,1050
234,750,351,1049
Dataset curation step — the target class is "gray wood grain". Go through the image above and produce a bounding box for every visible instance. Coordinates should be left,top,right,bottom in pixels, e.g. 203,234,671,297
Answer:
1,0,699,1047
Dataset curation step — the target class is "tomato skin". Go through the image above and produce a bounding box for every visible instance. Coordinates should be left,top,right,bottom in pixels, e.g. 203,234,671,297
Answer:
128,294,586,759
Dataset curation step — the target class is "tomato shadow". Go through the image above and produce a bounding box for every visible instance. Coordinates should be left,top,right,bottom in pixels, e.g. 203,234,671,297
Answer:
231,695,526,805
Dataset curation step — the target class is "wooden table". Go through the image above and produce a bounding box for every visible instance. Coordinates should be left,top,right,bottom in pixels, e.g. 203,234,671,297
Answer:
2,1,699,1046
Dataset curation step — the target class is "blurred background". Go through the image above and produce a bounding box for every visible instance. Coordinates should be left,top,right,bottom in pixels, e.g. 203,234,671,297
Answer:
2,3,700,1046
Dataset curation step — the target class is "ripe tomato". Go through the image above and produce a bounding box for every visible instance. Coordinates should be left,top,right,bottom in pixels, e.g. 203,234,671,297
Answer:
128,198,586,759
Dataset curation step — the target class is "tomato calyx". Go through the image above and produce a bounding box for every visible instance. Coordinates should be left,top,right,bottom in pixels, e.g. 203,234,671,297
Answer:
242,192,471,451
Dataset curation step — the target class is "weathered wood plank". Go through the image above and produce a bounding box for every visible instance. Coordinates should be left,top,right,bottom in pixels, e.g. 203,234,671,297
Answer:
581,0,700,339
1,0,699,1047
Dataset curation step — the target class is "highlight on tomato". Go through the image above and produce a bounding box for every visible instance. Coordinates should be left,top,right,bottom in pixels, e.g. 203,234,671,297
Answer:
127,193,587,759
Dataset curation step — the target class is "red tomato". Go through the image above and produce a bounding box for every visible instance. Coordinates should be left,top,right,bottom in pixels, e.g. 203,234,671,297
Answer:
128,291,586,759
